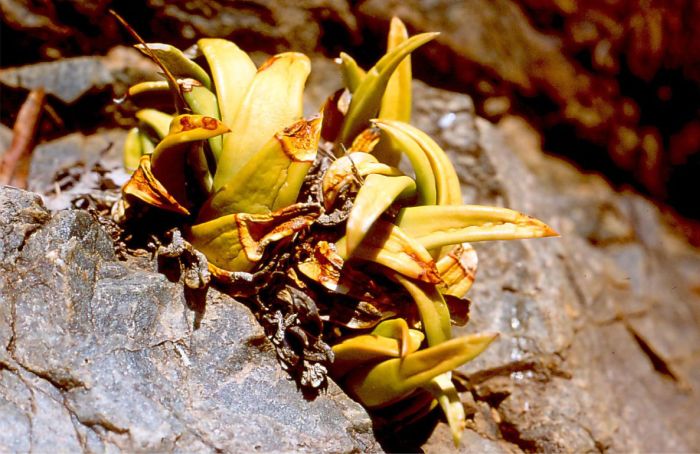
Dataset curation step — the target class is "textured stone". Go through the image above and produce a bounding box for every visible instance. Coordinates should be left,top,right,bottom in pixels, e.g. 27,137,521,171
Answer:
0,187,379,452
146,0,359,53
27,129,130,211
0,46,157,104
409,82,700,452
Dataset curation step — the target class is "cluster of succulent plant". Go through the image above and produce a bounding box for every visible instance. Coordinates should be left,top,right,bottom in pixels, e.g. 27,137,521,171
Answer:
115,17,556,445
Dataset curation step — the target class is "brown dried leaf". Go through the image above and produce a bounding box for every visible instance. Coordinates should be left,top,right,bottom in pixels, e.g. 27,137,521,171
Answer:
122,155,190,215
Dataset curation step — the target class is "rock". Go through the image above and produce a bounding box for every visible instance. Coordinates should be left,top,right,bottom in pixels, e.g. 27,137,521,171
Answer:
27,129,130,211
147,0,359,53
0,46,157,104
408,81,700,452
0,186,379,452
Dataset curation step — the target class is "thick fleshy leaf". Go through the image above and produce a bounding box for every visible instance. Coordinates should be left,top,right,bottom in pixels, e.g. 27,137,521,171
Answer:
379,17,412,123
426,373,466,447
213,52,311,190
372,120,437,205
331,327,424,377
344,332,498,407
135,108,172,140
322,152,402,210
179,80,222,160
394,274,451,347
396,205,559,250
131,79,222,163
188,203,320,272
150,115,229,205
337,52,366,93
123,127,142,172
198,39,256,127
373,17,413,167
136,43,212,89
373,119,460,205
371,318,423,358
346,174,416,256
336,220,441,284
127,80,171,102
337,32,438,146
121,155,190,215
139,131,155,156
198,116,321,221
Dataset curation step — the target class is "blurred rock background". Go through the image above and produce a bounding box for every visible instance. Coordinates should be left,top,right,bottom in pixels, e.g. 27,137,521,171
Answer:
1,1,699,452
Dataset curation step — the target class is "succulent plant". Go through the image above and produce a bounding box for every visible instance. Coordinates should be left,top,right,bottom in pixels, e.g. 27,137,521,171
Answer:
115,16,557,446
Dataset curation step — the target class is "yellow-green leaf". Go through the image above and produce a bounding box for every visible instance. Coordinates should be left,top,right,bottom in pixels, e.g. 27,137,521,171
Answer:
346,174,416,256
213,52,311,190
396,205,559,250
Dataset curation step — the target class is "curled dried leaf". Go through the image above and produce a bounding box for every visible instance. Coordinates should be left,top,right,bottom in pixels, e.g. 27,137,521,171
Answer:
122,155,190,215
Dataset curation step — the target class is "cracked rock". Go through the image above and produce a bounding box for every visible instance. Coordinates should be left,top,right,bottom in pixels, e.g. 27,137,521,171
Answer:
0,186,379,452
407,83,700,452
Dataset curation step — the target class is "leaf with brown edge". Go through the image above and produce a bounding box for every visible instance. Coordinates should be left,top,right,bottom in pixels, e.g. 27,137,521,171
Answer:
213,52,311,190
436,242,478,299
396,205,559,250
348,127,382,153
188,202,320,272
297,242,407,323
122,155,190,215
150,114,229,206
321,152,402,210
198,116,321,220
336,220,441,285
297,240,344,292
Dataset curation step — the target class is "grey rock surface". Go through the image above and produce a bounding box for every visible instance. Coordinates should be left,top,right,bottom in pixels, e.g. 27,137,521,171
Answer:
27,129,130,211
146,0,359,53
410,81,700,452
0,46,157,104
0,186,378,452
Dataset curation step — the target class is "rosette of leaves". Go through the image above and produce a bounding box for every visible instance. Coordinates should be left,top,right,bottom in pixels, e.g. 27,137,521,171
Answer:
116,17,557,446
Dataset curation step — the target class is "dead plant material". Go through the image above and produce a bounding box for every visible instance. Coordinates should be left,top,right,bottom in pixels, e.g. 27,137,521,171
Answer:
0,88,45,188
